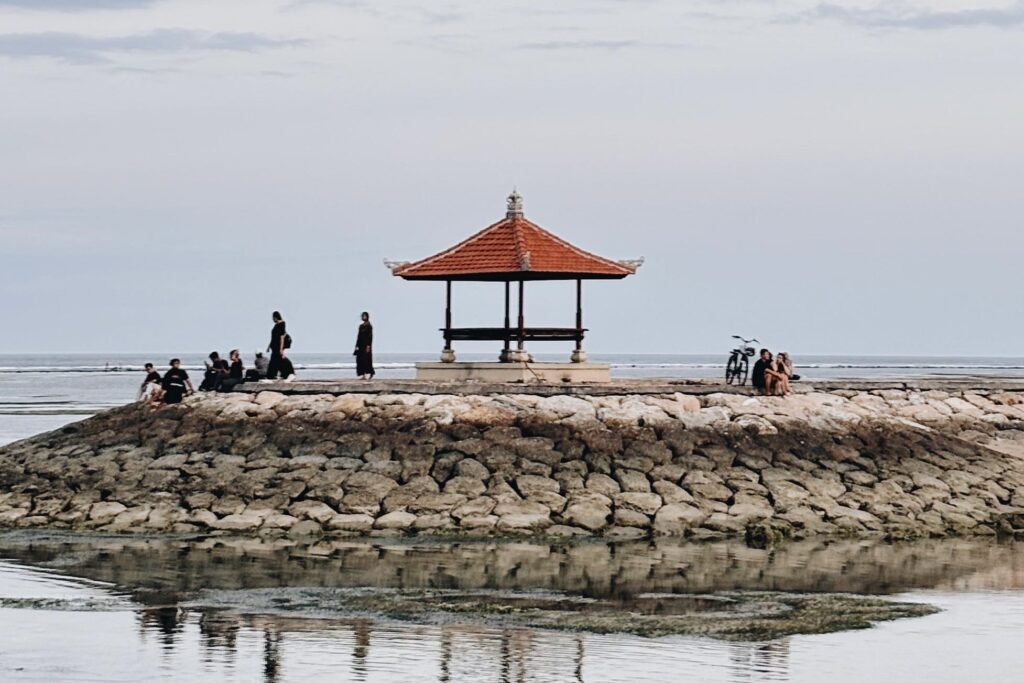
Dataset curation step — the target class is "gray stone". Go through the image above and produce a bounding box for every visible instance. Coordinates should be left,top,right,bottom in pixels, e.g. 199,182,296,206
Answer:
613,508,651,528
614,492,663,516
515,475,560,497
88,501,127,522
497,513,552,531
150,453,188,469
459,514,498,530
288,520,323,538
585,473,620,497
454,458,490,479
563,502,610,531
452,497,496,519
327,514,375,531
374,511,417,530
211,512,264,531
653,504,708,535
615,470,651,493
444,476,487,497
652,480,695,505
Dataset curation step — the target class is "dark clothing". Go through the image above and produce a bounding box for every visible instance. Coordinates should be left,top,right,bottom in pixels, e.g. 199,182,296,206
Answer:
269,321,286,356
219,360,245,392
200,359,229,392
162,368,190,404
267,321,288,380
355,322,374,377
245,368,262,382
751,358,769,391
144,370,161,384
267,352,285,380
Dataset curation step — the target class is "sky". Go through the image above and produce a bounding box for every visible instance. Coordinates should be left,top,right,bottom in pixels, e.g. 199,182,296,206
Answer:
1,0,1022,357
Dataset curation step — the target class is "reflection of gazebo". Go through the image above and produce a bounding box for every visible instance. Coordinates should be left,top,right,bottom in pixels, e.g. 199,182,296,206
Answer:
388,191,641,382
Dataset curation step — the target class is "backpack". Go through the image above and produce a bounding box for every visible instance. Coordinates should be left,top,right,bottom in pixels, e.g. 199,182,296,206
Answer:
283,333,293,350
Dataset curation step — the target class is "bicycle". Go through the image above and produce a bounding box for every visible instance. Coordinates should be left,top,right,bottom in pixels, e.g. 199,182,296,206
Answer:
725,335,758,385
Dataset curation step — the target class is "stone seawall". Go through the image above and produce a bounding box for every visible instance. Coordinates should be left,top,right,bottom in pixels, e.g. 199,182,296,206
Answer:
2,385,1024,540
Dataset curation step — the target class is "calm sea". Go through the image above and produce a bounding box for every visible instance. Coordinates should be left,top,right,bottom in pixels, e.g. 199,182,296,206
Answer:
2,352,1023,446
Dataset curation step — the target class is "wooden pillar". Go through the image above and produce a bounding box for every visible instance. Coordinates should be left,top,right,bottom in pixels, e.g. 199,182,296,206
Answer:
516,280,525,350
444,280,452,350
503,281,511,353
575,279,583,352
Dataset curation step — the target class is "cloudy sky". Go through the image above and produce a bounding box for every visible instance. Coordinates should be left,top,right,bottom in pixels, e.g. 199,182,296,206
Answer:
1,0,1021,357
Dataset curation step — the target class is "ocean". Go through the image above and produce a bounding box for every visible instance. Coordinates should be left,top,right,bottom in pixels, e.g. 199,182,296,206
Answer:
2,352,1023,446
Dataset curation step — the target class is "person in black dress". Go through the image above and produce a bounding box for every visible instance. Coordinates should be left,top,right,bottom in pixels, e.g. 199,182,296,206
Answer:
267,311,288,380
161,358,194,404
354,311,374,380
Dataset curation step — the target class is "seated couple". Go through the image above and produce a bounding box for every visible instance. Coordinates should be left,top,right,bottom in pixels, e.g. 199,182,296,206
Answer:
137,359,196,405
752,349,799,396
199,350,246,392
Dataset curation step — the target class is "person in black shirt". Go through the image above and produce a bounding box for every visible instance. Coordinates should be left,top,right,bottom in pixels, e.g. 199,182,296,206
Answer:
751,349,772,395
161,358,194,404
220,349,246,392
267,311,294,380
354,311,374,380
200,351,230,391
138,363,162,402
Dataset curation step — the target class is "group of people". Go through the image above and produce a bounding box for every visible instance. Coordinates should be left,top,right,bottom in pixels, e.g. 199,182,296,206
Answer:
751,349,799,396
138,310,376,404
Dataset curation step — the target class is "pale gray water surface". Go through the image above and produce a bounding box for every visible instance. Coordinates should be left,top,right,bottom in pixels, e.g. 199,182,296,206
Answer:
1,534,1023,682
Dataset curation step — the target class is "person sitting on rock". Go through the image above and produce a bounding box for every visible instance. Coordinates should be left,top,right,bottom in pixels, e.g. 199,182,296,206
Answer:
137,363,163,403
751,349,771,394
200,351,229,391
765,356,791,396
778,352,800,382
247,352,269,381
161,358,194,404
219,349,245,392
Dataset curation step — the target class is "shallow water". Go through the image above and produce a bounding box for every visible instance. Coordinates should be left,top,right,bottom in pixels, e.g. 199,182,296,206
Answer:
1,534,1023,682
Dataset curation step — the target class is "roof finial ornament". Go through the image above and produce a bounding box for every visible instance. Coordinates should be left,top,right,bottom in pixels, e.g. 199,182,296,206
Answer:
506,188,523,218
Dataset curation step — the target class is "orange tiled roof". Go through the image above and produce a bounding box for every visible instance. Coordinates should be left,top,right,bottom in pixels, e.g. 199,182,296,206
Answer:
391,202,639,281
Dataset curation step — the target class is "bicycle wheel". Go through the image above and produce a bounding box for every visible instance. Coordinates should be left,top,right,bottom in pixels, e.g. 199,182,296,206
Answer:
738,357,749,386
725,355,739,384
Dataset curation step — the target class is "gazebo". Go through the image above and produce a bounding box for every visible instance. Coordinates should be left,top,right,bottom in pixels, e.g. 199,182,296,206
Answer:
387,191,641,382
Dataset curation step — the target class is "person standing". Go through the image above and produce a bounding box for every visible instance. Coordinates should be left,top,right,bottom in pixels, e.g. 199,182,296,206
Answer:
161,358,194,404
354,311,374,380
267,311,288,380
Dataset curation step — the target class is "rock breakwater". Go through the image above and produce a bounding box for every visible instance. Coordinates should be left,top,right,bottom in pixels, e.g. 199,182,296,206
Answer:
2,384,1024,540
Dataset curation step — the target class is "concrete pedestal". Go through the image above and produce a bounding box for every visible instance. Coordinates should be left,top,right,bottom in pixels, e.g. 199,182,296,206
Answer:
415,362,610,383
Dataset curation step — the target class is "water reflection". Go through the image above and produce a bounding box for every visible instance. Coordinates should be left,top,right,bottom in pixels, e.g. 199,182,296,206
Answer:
1,534,1024,682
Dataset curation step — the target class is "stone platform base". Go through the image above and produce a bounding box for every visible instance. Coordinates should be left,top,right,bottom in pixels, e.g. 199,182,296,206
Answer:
415,362,610,383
